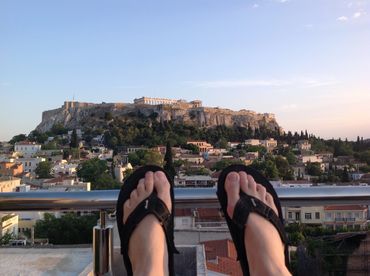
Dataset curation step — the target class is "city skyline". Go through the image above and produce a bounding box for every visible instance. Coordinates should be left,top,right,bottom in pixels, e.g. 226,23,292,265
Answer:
1,0,370,141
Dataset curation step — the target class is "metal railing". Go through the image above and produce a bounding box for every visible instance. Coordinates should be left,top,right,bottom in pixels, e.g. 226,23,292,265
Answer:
1,186,370,211
1,186,370,275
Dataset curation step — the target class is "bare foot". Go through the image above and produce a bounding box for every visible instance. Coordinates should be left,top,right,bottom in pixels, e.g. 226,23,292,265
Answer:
123,171,172,276
225,171,291,276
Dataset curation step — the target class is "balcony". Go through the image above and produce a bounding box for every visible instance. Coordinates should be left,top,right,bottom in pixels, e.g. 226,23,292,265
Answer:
1,186,370,275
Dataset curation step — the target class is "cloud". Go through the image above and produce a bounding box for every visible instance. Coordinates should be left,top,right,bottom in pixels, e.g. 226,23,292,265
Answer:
337,16,349,21
277,0,289,3
252,3,259,8
189,78,337,89
353,12,362,18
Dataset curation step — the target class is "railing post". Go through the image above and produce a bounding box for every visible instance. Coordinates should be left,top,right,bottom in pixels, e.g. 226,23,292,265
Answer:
93,210,113,275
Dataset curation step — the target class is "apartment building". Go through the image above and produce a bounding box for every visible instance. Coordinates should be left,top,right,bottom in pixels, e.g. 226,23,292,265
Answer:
285,206,324,225
324,205,368,230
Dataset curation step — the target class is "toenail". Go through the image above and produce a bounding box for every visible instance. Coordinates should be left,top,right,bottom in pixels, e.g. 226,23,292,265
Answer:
227,172,239,181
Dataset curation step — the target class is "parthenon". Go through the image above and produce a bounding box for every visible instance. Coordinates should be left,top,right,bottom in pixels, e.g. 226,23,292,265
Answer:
133,97,202,108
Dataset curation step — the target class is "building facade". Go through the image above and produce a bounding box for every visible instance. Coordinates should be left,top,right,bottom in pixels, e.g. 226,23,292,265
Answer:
14,142,41,158
187,141,213,153
0,176,21,193
17,157,46,173
324,205,368,230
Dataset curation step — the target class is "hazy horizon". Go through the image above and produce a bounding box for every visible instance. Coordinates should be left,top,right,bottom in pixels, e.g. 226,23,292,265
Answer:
1,0,369,141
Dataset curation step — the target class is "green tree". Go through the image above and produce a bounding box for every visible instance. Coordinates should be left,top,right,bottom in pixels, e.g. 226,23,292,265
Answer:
77,158,121,189
0,231,16,245
306,162,322,176
182,143,200,154
104,112,113,121
70,129,79,148
51,123,68,135
212,159,244,171
9,134,27,144
35,161,52,178
77,158,109,183
35,213,98,244
128,150,163,167
275,155,294,180
164,141,176,181
251,159,279,180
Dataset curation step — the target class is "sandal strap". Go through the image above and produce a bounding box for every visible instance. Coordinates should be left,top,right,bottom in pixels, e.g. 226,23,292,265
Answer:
122,193,174,253
232,193,287,245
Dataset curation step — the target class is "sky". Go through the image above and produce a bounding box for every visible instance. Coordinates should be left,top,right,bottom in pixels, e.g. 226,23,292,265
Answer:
1,0,369,141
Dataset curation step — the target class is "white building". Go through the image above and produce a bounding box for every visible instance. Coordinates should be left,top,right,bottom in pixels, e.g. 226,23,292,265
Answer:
43,177,91,191
0,213,19,239
245,139,260,146
51,160,78,177
300,155,323,164
91,146,114,160
14,142,41,158
17,157,46,173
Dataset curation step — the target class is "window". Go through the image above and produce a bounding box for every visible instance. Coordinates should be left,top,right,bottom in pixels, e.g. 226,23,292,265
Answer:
325,212,332,220
305,213,312,220
288,212,292,219
315,212,320,219
295,212,300,220
336,212,341,219
355,212,360,218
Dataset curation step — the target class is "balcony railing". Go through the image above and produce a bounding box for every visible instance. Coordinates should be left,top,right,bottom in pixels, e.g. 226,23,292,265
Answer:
1,186,370,211
1,186,370,275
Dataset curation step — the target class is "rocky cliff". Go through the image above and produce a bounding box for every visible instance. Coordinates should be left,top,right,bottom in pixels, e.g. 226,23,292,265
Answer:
35,101,281,133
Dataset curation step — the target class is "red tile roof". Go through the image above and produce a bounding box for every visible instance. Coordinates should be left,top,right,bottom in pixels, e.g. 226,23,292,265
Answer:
175,208,193,217
203,239,242,276
324,205,367,211
196,208,222,220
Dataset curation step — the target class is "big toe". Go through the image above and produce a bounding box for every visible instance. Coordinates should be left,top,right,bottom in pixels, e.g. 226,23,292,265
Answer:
224,172,240,218
154,171,172,211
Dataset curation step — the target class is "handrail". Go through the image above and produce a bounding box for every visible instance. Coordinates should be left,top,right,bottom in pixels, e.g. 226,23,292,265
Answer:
1,186,370,211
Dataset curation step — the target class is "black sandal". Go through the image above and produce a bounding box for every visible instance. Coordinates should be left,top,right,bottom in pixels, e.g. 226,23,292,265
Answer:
217,164,290,275
116,165,178,276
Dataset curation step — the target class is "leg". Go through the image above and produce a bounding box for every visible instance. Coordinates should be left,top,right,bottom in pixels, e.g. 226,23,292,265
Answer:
122,171,172,276
225,171,291,276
